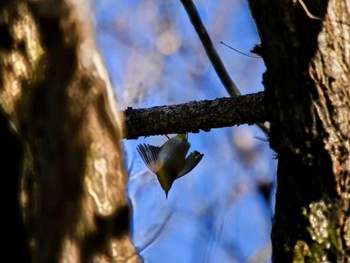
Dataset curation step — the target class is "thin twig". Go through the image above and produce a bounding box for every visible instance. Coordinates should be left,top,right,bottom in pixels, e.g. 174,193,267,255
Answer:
124,213,173,261
220,41,261,59
179,0,240,98
297,0,350,27
297,0,322,20
180,0,269,135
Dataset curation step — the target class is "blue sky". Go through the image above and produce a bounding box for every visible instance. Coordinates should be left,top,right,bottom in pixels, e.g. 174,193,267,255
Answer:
94,1,276,262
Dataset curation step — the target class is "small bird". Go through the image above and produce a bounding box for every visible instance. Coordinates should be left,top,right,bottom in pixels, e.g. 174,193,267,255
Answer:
137,134,204,198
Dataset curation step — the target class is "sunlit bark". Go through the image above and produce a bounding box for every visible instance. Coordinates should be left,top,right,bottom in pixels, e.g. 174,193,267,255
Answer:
0,0,139,261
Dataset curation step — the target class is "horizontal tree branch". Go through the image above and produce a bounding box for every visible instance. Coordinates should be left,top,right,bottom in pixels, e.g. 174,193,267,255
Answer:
123,92,267,139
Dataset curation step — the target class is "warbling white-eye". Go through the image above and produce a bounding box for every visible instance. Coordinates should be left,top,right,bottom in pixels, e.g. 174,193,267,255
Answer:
137,134,204,198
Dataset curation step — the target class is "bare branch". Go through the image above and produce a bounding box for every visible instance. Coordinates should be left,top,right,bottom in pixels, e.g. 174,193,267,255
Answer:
179,0,240,97
123,92,267,139
180,0,269,136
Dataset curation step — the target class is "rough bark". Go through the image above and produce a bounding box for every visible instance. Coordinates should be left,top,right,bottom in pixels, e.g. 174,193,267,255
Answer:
2,0,348,261
0,0,139,262
248,0,350,261
0,0,268,261
123,92,267,139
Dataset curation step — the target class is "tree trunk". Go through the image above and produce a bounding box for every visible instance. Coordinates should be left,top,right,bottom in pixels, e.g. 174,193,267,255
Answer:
248,0,350,261
2,0,349,261
0,0,139,262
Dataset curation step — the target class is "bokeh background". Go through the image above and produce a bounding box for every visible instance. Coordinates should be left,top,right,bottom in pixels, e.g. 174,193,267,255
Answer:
94,1,277,262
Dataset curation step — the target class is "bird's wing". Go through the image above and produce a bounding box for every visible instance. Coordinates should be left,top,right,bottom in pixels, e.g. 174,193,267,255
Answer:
137,144,161,173
177,151,204,178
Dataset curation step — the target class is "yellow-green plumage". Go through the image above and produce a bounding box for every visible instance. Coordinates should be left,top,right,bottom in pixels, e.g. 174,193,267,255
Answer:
137,134,203,198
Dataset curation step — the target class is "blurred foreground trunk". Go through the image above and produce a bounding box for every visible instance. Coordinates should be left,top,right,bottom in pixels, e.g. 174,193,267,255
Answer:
0,0,139,262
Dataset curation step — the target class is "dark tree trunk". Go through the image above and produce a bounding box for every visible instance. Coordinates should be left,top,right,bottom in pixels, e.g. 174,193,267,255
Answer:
248,0,350,261
2,0,349,261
